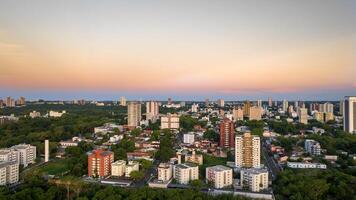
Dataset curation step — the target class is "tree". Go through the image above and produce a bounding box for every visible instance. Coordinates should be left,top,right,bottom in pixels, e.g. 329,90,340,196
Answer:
203,129,219,142
150,130,160,141
156,130,175,161
130,128,141,137
190,179,204,191
130,171,144,181
139,159,152,170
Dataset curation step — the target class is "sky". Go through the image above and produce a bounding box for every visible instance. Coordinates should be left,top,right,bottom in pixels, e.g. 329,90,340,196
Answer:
0,0,355,101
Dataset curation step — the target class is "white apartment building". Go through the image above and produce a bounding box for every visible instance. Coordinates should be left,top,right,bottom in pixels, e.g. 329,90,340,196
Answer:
119,96,127,106
206,165,233,189
0,161,19,185
287,162,327,169
10,144,36,167
0,149,19,163
233,108,244,121
125,161,139,177
183,133,195,144
343,96,356,134
49,110,66,118
319,103,334,113
173,163,199,184
298,108,308,124
127,102,142,127
161,113,180,129
217,99,225,107
157,162,172,182
235,132,261,168
249,106,262,120
240,168,268,192
191,104,199,113
146,101,159,122
305,139,321,155
29,111,41,118
111,160,126,177
282,100,288,112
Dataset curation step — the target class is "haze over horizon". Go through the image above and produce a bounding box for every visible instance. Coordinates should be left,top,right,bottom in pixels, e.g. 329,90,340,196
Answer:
1,0,355,100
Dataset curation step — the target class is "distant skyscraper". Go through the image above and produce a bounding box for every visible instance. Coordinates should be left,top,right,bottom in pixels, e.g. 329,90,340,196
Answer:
168,98,172,105
243,100,251,117
119,96,126,106
235,132,260,168
233,107,244,121
268,97,272,107
294,101,299,110
249,106,262,120
6,97,15,107
127,102,141,127
191,104,199,112
339,99,344,116
282,99,288,112
205,98,209,107
343,96,356,134
274,100,278,107
17,97,26,106
219,118,235,148
217,99,225,107
319,103,333,113
257,99,262,108
146,101,159,122
298,108,308,124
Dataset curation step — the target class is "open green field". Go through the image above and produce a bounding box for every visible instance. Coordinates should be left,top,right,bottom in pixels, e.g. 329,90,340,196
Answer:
39,159,70,176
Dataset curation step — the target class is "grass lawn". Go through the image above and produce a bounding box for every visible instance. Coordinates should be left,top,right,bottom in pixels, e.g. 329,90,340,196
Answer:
39,159,70,176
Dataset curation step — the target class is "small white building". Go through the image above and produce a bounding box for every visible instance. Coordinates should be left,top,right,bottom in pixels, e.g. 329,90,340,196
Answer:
183,133,195,144
287,162,327,169
111,160,126,177
29,111,41,118
125,161,139,177
49,110,66,118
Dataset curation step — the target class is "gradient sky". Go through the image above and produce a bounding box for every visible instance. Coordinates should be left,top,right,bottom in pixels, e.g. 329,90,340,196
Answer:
0,0,355,101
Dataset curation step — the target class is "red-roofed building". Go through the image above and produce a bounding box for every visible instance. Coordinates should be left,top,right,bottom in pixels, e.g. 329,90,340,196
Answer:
88,149,114,178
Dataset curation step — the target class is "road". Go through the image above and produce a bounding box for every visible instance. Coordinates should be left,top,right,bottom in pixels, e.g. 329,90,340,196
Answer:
261,140,281,180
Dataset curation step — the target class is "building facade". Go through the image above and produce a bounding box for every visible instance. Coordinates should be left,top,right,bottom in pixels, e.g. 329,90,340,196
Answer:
240,168,268,192
161,113,180,129
0,161,19,185
111,160,126,177
219,118,235,148
88,150,114,178
127,101,141,127
235,132,260,168
173,163,199,184
344,96,356,134
158,162,172,182
146,101,159,122
206,165,233,189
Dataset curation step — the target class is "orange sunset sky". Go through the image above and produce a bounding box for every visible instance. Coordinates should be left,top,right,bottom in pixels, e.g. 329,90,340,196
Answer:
0,0,355,100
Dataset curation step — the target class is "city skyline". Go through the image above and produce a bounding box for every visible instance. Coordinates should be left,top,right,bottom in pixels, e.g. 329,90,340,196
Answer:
1,0,355,100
